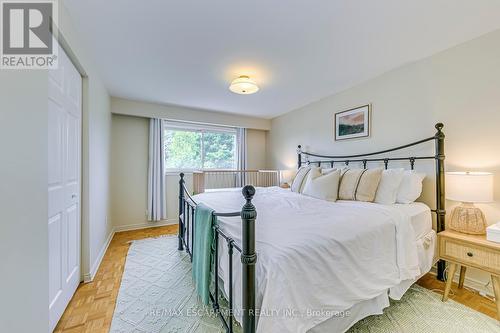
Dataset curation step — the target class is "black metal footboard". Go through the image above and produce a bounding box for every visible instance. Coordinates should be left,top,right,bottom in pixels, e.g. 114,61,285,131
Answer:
178,173,256,333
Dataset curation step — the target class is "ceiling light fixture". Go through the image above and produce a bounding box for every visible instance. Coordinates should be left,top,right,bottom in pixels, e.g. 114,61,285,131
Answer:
229,75,259,95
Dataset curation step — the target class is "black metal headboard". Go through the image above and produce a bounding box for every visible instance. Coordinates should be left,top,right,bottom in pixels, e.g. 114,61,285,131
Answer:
297,123,446,280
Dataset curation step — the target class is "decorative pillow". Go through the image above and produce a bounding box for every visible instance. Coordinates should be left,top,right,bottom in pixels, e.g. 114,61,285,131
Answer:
396,171,426,204
290,166,311,193
338,169,363,200
356,168,384,202
321,167,337,175
302,168,341,202
339,168,383,202
374,168,405,204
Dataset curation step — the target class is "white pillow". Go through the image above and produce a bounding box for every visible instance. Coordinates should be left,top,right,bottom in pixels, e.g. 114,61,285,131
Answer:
290,166,311,193
300,167,320,193
321,167,337,175
374,168,405,204
396,170,426,204
302,168,341,202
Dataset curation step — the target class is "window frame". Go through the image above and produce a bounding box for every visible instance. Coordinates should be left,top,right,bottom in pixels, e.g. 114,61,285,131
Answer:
163,120,238,172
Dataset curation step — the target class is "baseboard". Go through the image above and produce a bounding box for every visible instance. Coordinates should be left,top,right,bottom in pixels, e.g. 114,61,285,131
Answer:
113,219,177,233
428,266,494,297
82,219,177,283
83,229,114,283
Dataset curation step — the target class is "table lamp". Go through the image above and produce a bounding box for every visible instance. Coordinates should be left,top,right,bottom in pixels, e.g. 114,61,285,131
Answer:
446,171,493,234
280,169,296,187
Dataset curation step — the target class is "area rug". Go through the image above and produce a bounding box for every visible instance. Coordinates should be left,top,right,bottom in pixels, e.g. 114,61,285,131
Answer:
110,236,500,333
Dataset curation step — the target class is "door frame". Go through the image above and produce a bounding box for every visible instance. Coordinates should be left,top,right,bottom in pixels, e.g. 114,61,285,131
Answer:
50,26,90,285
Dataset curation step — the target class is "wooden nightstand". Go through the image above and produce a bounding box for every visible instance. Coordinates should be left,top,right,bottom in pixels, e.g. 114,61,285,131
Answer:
438,230,500,319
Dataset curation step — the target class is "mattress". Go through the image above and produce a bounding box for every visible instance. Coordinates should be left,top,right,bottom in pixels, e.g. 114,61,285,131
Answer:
336,200,432,241
194,187,430,333
208,188,432,240
395,202,432,240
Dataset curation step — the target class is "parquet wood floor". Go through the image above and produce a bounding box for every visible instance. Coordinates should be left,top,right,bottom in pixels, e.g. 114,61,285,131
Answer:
417,273,498,319
54,225,497,332
54,225,178,333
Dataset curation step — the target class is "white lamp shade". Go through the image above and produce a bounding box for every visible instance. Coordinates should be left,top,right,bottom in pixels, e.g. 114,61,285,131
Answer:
280,169,296,184
446,172,493,203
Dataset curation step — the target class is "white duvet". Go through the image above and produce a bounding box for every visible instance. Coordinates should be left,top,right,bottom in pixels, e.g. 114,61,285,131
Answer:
193,187,421,333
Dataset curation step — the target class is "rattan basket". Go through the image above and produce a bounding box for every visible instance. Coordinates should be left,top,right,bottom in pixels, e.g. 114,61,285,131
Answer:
449,204,487,235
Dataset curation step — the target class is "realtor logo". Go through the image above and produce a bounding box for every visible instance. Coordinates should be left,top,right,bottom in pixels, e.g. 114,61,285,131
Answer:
1,0,58,69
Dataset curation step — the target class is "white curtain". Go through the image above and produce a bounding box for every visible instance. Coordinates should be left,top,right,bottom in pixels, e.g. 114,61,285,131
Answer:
236,128,247,187
147,118,167,221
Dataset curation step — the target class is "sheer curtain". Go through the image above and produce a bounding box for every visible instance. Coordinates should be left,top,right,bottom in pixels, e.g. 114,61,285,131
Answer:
147,118,167,221
236,128,247,187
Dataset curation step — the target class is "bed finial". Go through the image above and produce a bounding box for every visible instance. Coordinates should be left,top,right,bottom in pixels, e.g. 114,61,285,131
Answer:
180,172,185,180
435,123,444,134
242,185,256,203
297,145,302,169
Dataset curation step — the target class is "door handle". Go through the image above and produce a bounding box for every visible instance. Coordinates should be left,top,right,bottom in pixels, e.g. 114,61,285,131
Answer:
71,194,77,199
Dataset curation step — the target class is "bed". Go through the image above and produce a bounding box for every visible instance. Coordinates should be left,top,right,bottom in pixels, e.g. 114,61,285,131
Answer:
177,123,446,333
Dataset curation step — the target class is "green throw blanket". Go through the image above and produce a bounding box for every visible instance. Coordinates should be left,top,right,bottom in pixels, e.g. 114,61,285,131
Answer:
192,203,216,305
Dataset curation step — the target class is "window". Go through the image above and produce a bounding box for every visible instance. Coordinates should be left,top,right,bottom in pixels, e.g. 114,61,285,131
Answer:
164,121,237,170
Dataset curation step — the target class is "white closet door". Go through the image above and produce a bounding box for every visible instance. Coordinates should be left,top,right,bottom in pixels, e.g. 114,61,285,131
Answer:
48,41,82,332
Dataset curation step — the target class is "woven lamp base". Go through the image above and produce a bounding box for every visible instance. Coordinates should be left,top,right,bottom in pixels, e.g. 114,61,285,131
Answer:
449,203,487,235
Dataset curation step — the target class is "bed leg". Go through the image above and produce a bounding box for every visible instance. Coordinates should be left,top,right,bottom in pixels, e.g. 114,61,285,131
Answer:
178,173,185,251
437,260,446,281
435,123,446,282
241,185,257,333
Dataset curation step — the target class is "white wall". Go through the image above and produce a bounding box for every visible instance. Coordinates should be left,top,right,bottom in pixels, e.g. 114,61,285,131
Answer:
111,96,271,130
110,114,268,230
58,2,112,282
247,129,267,170
0,3,112,331
0,71,49,333
84,76,112,280
267,29,500,294
110,115,151,230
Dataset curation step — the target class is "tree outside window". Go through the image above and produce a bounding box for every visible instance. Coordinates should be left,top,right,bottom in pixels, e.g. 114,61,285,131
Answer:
164,123,237,170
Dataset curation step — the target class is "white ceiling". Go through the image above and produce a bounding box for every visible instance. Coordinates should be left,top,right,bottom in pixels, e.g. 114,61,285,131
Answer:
64,0,500,119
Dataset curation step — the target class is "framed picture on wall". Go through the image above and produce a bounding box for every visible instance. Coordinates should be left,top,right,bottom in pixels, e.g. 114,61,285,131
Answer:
334,104,371,140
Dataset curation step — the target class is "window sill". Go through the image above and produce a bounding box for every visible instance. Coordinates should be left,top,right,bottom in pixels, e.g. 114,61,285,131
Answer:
165,169,238,175
165,170,197,176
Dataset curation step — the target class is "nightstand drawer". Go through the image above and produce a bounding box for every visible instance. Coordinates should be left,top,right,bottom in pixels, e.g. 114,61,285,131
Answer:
440,237,500,274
